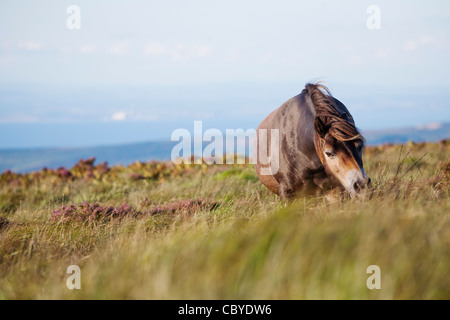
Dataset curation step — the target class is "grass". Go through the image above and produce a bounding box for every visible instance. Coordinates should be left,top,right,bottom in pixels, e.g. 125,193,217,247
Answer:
0,140,449,299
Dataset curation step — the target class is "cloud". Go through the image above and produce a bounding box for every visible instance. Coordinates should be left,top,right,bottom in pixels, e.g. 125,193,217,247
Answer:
17,41,42,51
418,35,445,46
404,35,446,51
104,110,159,122
171,43,213,62
404,40,419,51
111,111,127,121
416,122,442,130
374,48,390,59
108,41,129,55
196,45,213,58
80,44,96,54
145,42,168,55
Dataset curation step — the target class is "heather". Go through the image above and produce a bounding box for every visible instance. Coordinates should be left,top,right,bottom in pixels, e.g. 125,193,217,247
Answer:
0,140,449,299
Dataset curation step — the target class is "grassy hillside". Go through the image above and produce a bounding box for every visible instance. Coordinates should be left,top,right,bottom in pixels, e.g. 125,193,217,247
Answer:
0,141,449,299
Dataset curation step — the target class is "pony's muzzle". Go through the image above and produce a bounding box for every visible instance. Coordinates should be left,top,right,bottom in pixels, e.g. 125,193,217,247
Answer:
353,177,373,199
353,180,366,193
356,177,371,189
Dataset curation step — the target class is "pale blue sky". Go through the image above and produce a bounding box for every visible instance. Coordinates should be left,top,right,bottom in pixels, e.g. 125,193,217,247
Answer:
0,0,449,147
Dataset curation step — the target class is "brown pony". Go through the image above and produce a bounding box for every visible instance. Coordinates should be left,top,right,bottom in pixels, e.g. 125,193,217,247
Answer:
254,82,370,199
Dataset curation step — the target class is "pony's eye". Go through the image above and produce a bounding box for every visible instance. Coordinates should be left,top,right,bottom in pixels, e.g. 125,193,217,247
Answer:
325,151,335,158
355,141,364,150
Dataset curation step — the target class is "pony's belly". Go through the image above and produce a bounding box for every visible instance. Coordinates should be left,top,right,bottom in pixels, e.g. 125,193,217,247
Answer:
255,167,280,195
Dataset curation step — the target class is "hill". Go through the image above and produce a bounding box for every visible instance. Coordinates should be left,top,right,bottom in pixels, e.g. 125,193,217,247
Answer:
362,122,450,145
0,140,175,173
0,121,449,173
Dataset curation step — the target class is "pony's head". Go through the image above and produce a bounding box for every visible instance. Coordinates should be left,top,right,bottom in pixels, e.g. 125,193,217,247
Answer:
307,83,371,197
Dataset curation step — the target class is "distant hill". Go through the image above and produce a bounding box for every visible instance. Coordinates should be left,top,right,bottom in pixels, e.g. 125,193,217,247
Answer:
0,141,176,173
1,122,449,173
363,122,450,145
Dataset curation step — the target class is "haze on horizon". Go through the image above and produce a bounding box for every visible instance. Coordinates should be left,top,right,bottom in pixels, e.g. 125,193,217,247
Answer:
0,0,449,148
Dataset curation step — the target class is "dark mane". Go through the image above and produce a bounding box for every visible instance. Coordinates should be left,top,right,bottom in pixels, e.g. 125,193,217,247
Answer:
304,82,363,143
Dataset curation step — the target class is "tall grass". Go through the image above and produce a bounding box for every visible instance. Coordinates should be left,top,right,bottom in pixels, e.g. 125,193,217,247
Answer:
0,141,448,299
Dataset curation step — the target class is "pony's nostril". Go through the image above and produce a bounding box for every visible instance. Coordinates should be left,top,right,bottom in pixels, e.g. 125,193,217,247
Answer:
353,180,367,193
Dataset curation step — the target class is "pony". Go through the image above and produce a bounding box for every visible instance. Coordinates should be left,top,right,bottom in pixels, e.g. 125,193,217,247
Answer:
254,82,370,199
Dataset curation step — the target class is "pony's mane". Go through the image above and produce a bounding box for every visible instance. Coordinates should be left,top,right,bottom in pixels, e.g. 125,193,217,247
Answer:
305,82,363,142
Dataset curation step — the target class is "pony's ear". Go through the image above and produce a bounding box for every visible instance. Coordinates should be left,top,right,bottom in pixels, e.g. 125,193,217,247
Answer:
314,116,327,138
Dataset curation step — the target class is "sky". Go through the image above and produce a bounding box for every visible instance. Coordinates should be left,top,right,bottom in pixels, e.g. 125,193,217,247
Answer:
0,0,449,148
